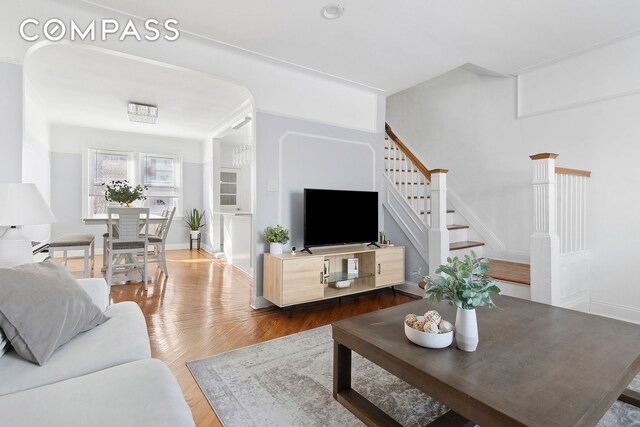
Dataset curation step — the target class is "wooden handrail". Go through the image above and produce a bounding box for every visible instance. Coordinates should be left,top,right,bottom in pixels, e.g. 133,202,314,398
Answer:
556,167,591,178
385,122,431,182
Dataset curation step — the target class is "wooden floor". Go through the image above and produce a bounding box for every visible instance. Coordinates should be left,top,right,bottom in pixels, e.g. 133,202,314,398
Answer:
486,259,531,286
63,250,416,426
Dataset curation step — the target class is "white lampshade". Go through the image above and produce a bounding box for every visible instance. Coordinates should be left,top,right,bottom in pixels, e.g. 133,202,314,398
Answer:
0,183,56,226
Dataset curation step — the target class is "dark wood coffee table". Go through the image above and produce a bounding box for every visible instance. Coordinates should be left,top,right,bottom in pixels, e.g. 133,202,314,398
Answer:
332,295,640,426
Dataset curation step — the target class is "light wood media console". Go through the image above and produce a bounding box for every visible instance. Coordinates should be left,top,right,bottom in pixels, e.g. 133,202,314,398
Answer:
263,244,405,307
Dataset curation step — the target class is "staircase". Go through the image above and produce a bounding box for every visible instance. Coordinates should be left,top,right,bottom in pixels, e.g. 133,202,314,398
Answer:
384,123,485,259
383,123,530,292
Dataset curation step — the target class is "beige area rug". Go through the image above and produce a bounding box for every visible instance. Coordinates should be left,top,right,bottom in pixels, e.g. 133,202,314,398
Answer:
187,325,640,427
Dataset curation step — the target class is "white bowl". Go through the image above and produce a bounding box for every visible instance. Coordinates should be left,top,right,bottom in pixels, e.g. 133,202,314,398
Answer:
404,316,454,349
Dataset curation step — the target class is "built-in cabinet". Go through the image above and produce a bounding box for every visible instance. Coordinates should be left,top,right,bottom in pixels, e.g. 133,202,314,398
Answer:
263,245,405,307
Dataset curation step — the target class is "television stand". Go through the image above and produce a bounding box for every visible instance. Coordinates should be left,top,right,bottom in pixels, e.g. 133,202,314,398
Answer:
263,244,405,308
367,242,380,248
301,247,313,254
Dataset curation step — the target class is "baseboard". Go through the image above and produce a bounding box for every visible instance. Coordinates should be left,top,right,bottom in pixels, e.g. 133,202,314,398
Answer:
395,281,423,298
561,296,590,313
590,300,640,324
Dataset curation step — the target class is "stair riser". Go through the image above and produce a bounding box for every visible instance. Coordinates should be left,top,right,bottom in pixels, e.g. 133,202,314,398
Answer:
449,245,484,258
448,228,468,243
426,212,455,226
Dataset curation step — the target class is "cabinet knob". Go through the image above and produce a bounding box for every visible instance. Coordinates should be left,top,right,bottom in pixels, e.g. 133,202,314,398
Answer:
378,263,381,274
320,272,324,283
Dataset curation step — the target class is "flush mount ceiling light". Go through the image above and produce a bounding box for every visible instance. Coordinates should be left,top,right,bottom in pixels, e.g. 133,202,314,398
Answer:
128,102,158,124
321,3,344,20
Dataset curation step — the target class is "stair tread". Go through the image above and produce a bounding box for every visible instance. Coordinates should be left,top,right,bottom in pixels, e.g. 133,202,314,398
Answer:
486,260,531,286
447,224,469,230
422,209,455,214
449,240,485,250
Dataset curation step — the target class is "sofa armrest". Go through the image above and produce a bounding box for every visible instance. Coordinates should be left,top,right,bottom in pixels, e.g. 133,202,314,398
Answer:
76,278,110,312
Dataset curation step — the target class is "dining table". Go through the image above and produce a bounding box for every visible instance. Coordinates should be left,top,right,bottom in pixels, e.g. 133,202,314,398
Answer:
82,213,168,274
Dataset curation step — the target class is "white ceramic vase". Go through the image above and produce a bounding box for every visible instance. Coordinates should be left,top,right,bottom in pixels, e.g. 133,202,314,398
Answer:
190,230,200,239
455,307,479,352
270,242,283,254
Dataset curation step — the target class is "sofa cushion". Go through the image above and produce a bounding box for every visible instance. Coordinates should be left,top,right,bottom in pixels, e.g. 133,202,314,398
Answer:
0,301,150,396
0,262,109,365
0,359,194,427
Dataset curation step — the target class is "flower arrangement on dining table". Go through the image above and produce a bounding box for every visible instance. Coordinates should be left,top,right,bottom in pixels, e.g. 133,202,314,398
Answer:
103,180,147,207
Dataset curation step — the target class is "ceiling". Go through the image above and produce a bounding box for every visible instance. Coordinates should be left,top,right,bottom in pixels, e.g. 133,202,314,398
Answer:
25,43,250,140
78,0,640,94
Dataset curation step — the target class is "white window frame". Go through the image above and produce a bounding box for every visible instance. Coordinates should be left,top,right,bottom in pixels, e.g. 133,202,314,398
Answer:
139,152,182,216
83,148,183,217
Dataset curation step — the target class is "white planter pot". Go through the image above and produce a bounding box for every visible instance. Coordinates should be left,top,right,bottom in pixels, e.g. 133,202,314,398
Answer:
455,307,479,352
269,242,283,254
190,230,200,239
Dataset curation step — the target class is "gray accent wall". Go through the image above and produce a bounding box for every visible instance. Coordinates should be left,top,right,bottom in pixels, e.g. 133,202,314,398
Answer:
253,111,385,308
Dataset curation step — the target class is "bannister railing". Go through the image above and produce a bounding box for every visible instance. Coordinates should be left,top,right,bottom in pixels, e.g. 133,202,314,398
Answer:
384,123,449,273
529,153,591,309
556,169,590,254
385,123,431,182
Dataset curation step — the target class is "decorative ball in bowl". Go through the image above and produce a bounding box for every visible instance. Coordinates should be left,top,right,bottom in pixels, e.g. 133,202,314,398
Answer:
404,311,454,349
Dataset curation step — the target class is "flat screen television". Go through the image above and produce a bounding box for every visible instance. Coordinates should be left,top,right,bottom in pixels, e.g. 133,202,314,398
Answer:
303,188,378,253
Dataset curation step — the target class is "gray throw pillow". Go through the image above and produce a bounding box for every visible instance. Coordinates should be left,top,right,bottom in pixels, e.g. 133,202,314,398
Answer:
0,262,109,365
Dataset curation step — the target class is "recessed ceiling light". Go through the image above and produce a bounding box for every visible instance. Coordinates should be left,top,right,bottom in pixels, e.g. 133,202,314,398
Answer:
321,4,344,20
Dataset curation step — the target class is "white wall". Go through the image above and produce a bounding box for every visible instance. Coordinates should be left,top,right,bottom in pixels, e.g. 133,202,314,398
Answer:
22,95,51,242
386,35,640,323
49,125,203,248
0,62,22,183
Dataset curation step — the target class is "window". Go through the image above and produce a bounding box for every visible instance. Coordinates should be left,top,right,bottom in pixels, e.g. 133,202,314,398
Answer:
141,154,180,215
88,149,133,215
86,149,181,216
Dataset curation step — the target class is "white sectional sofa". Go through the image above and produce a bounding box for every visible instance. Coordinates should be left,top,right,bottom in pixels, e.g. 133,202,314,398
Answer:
0,278,194,426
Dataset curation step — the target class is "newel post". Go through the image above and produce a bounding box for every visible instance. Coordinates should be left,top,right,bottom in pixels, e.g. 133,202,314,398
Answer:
529,153,561,305
428,169,449,276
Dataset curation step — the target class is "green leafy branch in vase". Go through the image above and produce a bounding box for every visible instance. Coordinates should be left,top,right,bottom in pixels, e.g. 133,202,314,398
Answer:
419,251,501,310
103,180,147,206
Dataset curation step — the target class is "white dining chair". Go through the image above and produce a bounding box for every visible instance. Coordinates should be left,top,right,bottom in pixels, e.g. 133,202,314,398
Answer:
146,206,176,276
105,207,151,290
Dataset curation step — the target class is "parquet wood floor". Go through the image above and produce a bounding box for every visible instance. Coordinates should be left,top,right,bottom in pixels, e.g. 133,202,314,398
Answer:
63,250,416,426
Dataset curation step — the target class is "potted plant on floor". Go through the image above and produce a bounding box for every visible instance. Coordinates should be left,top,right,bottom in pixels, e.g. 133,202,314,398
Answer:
185,208,206,240
419,251,500,352
103,180,146,207
264,225,289,255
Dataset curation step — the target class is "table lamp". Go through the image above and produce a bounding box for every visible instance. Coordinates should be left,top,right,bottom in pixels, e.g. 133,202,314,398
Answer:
0,183,57,267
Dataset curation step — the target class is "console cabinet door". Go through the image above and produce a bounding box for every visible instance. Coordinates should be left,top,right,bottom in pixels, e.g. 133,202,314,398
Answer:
375,247,405,287
282,257,325,306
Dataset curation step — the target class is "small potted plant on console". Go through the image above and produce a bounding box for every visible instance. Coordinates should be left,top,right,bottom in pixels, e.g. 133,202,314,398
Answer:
264,225,289,254
419,251,500,352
